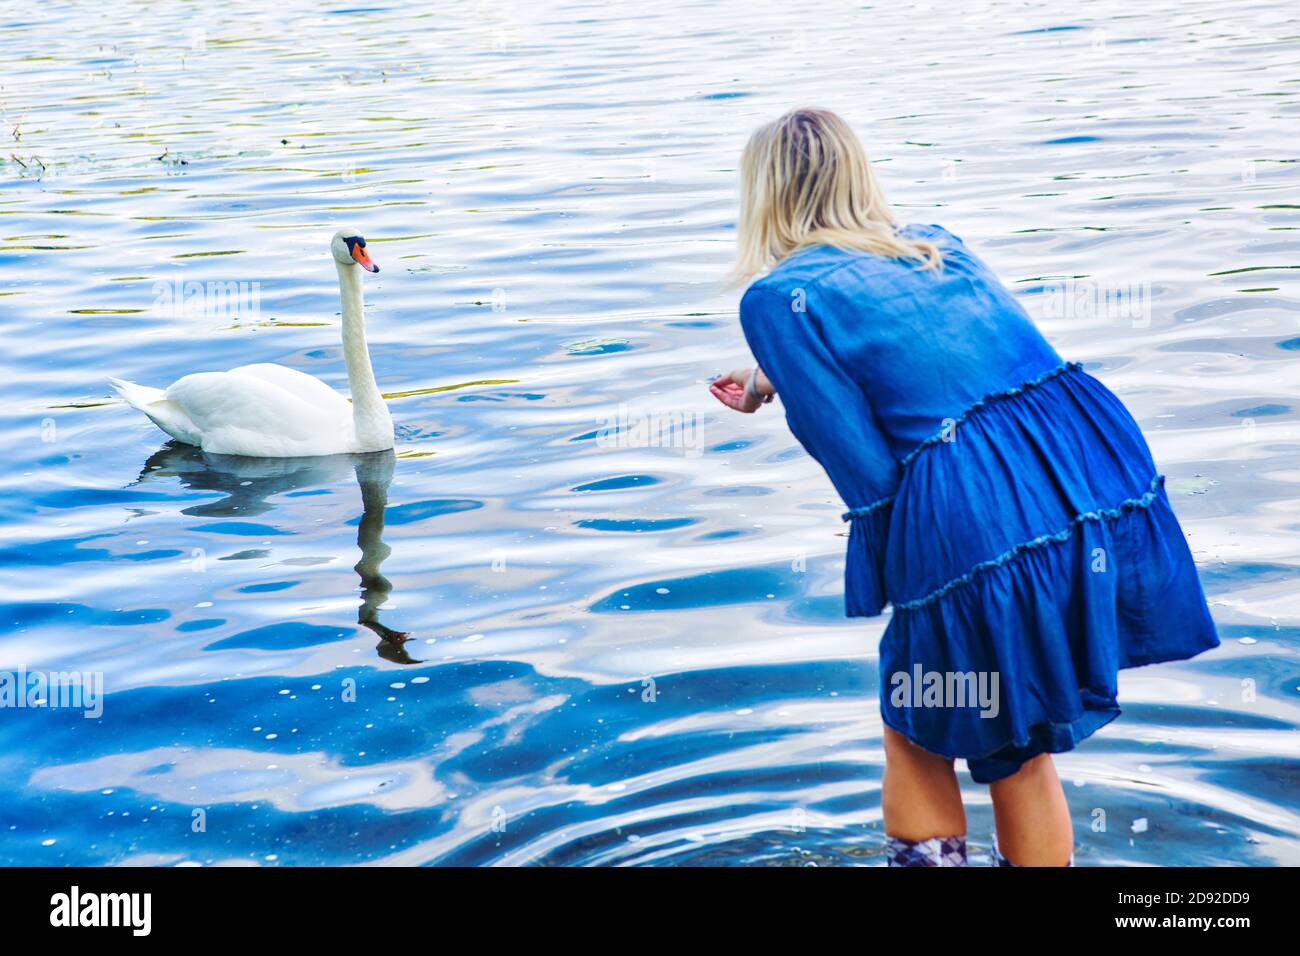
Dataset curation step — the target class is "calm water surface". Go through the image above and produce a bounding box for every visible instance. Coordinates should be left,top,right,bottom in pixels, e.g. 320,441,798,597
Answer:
2,0,1298,865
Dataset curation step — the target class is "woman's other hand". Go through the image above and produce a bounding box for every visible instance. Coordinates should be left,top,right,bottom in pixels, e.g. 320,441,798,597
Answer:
710,367,773,413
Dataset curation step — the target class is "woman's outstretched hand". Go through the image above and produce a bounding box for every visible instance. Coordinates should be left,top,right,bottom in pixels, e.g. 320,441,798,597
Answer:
710,367,773,414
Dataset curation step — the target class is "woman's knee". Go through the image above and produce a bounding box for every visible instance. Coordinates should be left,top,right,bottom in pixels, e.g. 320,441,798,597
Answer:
988,752,1055,790
883,726,954,771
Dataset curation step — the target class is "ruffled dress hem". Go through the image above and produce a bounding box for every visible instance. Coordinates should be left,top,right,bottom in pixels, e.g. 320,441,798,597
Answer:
882,633,1232,785
881,705,1122,784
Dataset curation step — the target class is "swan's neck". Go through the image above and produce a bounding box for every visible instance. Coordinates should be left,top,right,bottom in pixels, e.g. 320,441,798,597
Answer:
337,262,392,447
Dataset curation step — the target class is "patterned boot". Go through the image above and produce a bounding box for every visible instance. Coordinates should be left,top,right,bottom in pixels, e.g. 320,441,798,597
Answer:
886,834,968,867
990,832,1074,866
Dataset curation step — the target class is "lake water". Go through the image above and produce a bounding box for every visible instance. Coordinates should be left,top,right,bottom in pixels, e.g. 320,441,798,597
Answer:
2,0,1298,866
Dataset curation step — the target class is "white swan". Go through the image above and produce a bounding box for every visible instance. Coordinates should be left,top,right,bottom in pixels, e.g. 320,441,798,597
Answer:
110,228,394,457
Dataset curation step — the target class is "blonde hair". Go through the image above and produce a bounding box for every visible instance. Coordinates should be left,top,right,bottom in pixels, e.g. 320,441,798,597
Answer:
729,108,941,286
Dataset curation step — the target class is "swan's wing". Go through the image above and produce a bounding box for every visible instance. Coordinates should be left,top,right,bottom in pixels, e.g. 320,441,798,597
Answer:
229,363,351,414
165,370,349,456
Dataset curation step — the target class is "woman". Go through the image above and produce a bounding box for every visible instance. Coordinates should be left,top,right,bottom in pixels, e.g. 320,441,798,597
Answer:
710,108,1219,866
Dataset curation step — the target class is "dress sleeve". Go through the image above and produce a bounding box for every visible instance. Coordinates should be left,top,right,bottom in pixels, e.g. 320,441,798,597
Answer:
738,284,901,615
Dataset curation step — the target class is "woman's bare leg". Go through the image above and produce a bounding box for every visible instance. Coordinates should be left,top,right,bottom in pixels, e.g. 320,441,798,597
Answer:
989,753,1073,865
882,725,966,840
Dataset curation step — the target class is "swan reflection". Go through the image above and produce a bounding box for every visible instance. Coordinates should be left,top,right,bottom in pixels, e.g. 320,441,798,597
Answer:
133,443,418,663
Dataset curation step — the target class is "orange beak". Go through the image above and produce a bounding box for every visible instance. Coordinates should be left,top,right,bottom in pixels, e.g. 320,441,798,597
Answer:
351,243,379,273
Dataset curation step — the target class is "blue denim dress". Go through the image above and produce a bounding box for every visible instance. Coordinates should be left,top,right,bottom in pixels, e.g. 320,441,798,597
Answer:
738,224,1219,782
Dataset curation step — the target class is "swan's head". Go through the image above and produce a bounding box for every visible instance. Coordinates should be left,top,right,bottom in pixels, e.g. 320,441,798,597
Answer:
330,228,379,273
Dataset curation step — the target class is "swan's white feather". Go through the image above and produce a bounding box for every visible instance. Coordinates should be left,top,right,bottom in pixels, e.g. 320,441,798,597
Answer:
164,369,354,457
229,363,353,414
109,376,203,446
